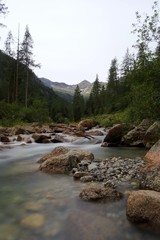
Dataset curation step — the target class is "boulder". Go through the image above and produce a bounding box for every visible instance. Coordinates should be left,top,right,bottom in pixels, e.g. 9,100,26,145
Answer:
51,134,67,143
79,186,123,202
126,190,160,225
0,135,10,143
78,119,96,130
144,121,160,148
32,134,51,143
122,119,152,147
86,130,104,136
102,124,123,147
144,139,160,168
140,140,160,191
38,146,94,174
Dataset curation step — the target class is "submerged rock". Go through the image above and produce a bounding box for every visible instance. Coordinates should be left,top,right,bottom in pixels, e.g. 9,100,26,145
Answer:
66,209,118,240
79,186,123,202
126,190,160,225
21,213,44,228
38,146,94,174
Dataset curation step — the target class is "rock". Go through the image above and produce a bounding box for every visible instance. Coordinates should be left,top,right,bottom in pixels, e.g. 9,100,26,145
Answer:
44,221,61,237
139,140,160,191
88,163,98,171
15,126,36,135
80,176,95,182
102,124,123,146
17,135,23,141
140,168,160,192
38,146,94,174
144,121,160,148
87,130,104,136
15,128,27,135
144,139,160,168
79,186,123,202
32,133,51,143
78,119,96,130
0,135,10,143
51,134,67,143
0,224,19,240
24,201,43,211
73,172,90,179
21,213,44,228
122,119,152,147
126,190,160,225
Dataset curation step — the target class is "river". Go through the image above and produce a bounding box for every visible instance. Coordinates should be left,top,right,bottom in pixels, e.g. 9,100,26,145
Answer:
0,138,159,240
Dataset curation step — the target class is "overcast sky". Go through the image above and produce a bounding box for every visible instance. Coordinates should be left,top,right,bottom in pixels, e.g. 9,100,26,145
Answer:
0,0,156,84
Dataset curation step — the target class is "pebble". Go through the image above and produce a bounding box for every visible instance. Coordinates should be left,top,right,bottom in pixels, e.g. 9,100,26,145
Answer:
74,156,144,187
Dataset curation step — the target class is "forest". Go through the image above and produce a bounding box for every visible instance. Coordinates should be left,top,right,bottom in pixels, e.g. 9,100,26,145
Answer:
0,1,160,126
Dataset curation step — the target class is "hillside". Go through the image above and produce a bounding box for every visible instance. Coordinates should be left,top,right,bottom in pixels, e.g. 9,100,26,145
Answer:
0,50,72,123
40,78,106,101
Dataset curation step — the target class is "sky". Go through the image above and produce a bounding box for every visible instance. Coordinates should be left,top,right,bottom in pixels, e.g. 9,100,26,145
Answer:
0,0,156,84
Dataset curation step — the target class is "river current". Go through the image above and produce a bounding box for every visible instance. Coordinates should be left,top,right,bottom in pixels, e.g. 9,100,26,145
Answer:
0,138,159,240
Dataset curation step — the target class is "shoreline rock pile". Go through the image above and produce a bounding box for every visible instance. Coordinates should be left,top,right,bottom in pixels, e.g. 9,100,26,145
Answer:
72,156,144,188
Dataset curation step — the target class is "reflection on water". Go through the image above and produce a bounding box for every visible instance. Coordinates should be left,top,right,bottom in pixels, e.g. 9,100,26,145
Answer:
0,142,159,240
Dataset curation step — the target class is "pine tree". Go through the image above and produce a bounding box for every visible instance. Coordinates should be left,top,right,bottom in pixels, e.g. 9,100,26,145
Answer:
19,25,40,108
73,85,84,121
106,58,119,112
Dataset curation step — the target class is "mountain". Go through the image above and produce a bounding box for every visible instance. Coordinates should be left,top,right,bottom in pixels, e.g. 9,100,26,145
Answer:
39,78,106,101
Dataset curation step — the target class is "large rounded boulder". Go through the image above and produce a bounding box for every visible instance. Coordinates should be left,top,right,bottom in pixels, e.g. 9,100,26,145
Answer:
126,190,160,225
102,124,123,147
38,146,94,174
144,121,160,148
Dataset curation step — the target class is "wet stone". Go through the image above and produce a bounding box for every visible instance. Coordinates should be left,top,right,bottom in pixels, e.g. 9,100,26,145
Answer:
20,213,44,229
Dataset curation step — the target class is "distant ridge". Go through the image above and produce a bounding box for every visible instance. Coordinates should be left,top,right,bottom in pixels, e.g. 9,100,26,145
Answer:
39,77,106,101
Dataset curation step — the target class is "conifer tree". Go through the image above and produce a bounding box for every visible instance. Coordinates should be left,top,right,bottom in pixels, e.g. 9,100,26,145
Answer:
73,85,84,121
20,25,40,108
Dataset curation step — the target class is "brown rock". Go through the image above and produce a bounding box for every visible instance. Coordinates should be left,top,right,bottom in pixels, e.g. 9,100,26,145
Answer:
126,190,160,225
73,172,90,179
144,121,160,148
103,124,122,146
79,186,123,202
32,133,51,143
144,139,160,168
51,134,67,143
122,119,152,147
38,146,94,174
0,135,10,143
87,130,104,136
78,119,96,130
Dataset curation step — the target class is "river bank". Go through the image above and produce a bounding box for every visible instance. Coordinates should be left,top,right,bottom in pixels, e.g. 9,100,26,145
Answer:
0,121,160,239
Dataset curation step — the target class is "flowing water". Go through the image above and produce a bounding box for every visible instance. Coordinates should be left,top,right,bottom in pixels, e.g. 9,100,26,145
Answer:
0,139,159,240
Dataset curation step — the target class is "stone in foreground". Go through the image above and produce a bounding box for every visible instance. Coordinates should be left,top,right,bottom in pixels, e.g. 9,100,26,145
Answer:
79,186,123,202
38,146,94,174
126,190,160,225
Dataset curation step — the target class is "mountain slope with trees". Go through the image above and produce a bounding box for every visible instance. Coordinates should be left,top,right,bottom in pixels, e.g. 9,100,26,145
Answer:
0,0,160,126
